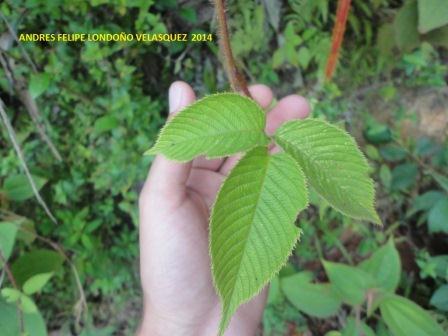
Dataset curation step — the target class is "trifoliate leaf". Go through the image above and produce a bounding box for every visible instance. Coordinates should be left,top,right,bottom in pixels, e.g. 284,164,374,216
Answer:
210,147,308,335
146,93,269,161
274,119,380,224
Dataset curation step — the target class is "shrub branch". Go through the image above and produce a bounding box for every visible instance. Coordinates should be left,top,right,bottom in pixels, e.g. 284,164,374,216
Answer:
214,0,251,97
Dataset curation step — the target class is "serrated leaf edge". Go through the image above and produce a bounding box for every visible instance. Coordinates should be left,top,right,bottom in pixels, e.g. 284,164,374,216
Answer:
144,92,268,162
274,118,381,225
209,147,309,335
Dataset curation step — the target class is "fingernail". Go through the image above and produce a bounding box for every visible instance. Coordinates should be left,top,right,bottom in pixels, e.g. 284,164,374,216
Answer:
169,82,184,114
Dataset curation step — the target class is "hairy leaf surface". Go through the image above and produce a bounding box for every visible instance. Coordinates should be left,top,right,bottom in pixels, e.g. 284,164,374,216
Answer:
146,93,269,161
210,147,308,335
274,119,380,224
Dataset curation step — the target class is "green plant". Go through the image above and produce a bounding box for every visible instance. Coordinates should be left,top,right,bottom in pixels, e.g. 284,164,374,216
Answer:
146,3,380,334
281,240,445,336
147,93,379,334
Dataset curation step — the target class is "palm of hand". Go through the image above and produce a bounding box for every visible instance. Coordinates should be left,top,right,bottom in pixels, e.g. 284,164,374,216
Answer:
139,82,309,335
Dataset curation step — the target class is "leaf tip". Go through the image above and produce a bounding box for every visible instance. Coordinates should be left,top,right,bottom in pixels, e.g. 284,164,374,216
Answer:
144,147,157,156
369,210,383,226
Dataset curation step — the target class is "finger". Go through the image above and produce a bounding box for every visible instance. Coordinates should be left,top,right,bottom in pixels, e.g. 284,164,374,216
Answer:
142,81,196,201
193,84,274,171
265,94,310,135
248,84,273,109
187,168,224,208
266,94,310,154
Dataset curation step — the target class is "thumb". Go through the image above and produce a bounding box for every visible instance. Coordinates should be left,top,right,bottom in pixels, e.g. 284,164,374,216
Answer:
143,81,196,199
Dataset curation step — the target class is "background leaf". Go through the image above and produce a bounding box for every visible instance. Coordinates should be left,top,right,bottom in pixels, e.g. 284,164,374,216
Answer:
2,175,47,202
275,119,380,223
29,73,50,99
0,297,47,336
323,261,375,305
360,239,401,292
428,197,448,233
281,272,341,317
146,93,269,161
210,147,308,334
379,294,445,336
391,163,418,191
11,250,64,287
417,0,448,33
342,317,376,336
23,272,54,295
0,222,18,264
407,191,446,217
430,285,448,311
394,0,420,51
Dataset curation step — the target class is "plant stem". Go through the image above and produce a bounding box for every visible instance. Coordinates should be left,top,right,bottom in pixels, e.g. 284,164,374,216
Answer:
214,0,251,97
0,250,24,333
325,0,352,81
0,99,57,223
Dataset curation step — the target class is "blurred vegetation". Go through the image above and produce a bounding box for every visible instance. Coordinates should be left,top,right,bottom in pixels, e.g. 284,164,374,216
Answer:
0,0,447,335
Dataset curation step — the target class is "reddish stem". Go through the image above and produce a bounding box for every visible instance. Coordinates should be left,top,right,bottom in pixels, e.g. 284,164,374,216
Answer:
214,0,252,97
325,0,352,81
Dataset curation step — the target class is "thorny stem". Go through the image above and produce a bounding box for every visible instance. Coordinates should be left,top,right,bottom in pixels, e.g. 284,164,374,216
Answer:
0,250,25,333
214,0,252,98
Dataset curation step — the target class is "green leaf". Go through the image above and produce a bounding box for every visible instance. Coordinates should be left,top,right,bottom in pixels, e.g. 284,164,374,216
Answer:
325,332,342,336
391,163,418,191
323,261,375,306
407,191,446,217
424,25,448,48
379,164,392,189
146,93,269,161
94,115,119,133
379,294,445,336
2,174,47,202
428,197,448,233
430,255,448,278
360,239,401,292
281,272,341,318
274,119,380,224
29,73,50,99
394,0,420,51
377,23,396,56
0,222,18,264
342,317,376,336
417,0,448,33
11,249,64,287
364,123,392,144
20,294,38,313
430,285,448,311
1,288,22,303
23,272,54,295
379,145,407,162
0,298,47,336
430,171,448,193
210,147,308,334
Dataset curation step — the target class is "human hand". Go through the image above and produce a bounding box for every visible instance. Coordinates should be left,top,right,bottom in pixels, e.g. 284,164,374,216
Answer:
138,81,309,336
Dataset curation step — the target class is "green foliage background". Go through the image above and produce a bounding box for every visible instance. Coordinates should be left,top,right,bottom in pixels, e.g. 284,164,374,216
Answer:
0,0,447,335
